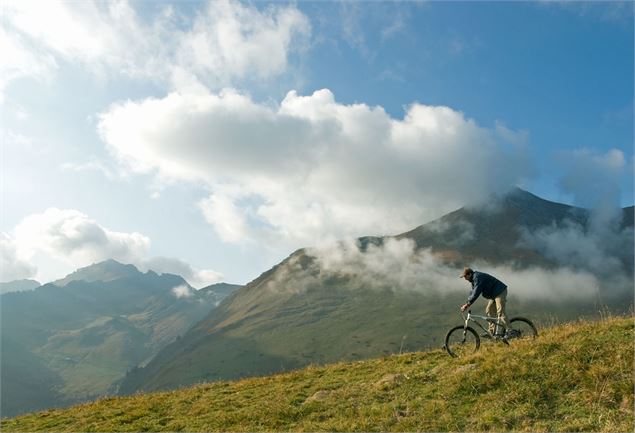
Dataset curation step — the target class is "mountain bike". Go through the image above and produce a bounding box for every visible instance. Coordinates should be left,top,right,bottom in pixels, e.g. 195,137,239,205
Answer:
444,309,537,357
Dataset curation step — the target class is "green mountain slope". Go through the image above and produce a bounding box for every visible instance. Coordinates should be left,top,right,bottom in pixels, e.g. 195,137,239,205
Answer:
119,189,634,395
0,261,239,417
4,316,633,432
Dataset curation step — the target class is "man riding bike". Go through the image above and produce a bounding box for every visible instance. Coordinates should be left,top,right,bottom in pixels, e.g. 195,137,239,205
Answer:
459,267,510,336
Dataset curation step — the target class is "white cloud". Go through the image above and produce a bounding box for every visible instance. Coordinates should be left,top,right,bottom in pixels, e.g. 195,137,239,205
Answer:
139,256,223,289
0,233,37,282
3,130,45,156
519,147,633,282
339,3,370,59
483,265,601,301
301,237,604,301
13,208,151,268
381,10,408,41
198,189,255,244
2,0,310,93
98,88,532,249
558,148,626,229
424,218,476,246
175,0,310,86
537,1,633,24
6,0,119,64
0,26,56,102
60,157,124,181
519,220,633,277
14,106,29,121
171,284,193,299
514,148,635,282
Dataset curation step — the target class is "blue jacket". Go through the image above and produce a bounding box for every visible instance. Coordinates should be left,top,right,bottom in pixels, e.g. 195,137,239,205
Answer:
466,271,507,305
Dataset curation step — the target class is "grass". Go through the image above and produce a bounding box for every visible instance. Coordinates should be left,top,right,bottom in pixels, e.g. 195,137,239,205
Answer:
3,315,633,432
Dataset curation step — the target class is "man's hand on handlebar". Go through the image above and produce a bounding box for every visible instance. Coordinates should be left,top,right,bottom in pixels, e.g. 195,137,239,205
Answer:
460,303,470,312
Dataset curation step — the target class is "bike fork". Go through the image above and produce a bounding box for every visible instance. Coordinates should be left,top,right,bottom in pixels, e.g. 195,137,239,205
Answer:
462,320,469,343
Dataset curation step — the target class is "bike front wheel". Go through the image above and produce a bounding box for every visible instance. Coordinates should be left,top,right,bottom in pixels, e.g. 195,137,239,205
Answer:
444,326,480,357
507,317,538,341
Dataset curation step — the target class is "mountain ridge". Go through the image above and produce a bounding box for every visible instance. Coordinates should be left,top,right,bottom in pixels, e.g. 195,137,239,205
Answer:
0,279,40,294
52,259,141,287
119,188,634,395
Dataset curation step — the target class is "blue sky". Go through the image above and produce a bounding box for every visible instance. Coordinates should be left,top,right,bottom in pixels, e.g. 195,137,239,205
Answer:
300,2,633,190
1,0,633,286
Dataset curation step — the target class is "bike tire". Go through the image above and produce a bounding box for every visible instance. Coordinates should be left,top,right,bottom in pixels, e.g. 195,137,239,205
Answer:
444,325,480,357
508,317,538,340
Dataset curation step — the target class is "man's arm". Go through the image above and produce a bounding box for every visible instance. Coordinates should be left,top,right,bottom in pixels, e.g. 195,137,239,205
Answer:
465,276,483,307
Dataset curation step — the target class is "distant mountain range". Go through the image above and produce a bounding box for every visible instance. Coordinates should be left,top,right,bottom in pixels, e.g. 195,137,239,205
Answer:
0,279,40,294
119,188,634,395
0,260,240,417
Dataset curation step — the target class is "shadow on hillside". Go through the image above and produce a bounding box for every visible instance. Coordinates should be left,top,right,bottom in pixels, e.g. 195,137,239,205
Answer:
1,338,67,418
118,332,302,395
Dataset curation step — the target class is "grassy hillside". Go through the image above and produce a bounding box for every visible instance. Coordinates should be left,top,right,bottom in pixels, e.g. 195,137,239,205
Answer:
4,316,633,432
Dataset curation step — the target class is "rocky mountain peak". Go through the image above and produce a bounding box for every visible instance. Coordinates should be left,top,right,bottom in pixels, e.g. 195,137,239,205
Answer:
53,259,141,286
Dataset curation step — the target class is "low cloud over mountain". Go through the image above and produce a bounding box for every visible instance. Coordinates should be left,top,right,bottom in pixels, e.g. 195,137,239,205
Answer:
307,238,604,302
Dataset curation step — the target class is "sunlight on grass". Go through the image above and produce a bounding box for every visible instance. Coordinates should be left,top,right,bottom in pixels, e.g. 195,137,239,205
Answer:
3,316,633,432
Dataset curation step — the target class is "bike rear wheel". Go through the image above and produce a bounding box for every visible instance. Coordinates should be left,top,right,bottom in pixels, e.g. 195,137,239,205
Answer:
444,326,480,357
507,317,538,340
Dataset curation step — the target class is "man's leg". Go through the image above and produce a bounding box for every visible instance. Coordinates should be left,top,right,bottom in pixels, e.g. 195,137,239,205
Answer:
485,299,496,333
495,289,509,334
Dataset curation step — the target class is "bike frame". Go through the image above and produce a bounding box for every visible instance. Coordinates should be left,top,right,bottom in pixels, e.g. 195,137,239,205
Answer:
462,309,508,339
